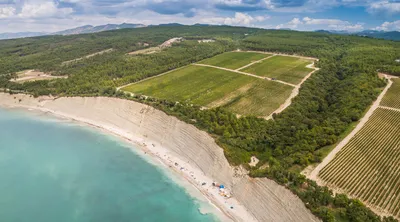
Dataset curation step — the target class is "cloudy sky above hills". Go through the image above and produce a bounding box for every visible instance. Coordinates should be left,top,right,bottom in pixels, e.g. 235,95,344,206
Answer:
0,0,399,33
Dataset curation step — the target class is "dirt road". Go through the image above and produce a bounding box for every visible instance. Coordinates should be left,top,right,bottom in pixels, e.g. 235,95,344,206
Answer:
236,54,276,71
238,50,318,61
308,77,394,181
379,106,400,113
193,63,296,87
265,63,320,119
62,48,113,65
116,65,190,91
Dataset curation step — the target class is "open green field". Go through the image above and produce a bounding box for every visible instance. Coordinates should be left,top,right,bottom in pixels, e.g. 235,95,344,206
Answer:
199,52,270,70
319,108,400,218
223,81,292,116
242,56,314,85
122,65,293,116
381,78,400,109
122,65,257,106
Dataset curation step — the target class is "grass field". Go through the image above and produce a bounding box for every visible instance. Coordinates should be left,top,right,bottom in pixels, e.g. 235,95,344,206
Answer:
122,64,293,116
122,65,257,106
381,78,400,109
121,51,316,117
242,56,313,85
223,81,293,116
199,52,270,70
319,108,400,218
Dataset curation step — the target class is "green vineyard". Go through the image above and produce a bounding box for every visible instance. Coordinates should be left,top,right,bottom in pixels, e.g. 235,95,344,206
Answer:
319,108,400,218
381,78,400,109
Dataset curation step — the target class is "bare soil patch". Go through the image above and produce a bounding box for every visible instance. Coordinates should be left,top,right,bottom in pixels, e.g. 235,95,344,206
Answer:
10,70,67,83
128,37,183,55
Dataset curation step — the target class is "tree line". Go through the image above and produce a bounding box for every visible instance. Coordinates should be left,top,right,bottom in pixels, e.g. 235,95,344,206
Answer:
1,26,399,221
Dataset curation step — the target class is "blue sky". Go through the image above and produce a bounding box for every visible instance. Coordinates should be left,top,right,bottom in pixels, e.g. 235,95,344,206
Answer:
0,0,399,32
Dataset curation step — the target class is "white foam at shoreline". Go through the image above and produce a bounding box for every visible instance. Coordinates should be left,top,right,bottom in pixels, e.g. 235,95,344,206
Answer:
0,94,320,222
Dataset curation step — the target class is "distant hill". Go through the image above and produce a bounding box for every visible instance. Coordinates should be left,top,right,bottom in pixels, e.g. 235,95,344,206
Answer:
357,30,400,41
0,23,146,40
53,23,146,35
193,23,212,27
4,24,398,41
315,30,400,41
0,32,48,40
149,23,185,27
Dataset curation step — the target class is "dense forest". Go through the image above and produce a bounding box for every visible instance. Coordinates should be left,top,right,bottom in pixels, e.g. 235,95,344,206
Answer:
1,25,400,222
0,26,257,96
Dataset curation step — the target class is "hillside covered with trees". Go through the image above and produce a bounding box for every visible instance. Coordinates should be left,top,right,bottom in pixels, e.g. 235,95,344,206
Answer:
1,25,400,222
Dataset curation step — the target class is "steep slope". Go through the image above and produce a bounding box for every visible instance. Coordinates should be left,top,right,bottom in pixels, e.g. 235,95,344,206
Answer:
0,94,319,222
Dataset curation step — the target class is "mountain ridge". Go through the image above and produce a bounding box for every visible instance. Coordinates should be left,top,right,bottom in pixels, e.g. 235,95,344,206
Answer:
315,29,400,41
0,23,146,40
1,23,399,41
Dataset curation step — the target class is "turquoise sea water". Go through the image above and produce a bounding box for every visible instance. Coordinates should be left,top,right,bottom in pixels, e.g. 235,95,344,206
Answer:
0,109,217,222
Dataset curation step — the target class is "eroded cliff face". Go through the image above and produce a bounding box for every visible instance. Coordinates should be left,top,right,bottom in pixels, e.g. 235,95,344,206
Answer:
0,94,319,222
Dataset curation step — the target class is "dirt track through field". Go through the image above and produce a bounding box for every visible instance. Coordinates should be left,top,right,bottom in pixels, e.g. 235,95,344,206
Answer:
193,63,296,87
239,50,318,61
116,65,190,91
308,77,394,181
117,51,319,121
235,54,276,71
265,63,319,119
379,106,400,113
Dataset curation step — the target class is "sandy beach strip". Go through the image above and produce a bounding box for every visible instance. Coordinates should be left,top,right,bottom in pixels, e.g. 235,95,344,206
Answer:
0,95,255,222
0,94,319,222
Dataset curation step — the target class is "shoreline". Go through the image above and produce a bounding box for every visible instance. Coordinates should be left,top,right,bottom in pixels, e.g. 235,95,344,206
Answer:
0,97,255,222
0,94,319,222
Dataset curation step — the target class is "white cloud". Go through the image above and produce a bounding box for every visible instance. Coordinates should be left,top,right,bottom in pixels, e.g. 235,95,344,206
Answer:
375,20,400,31
204,12,270,26
18,1,74,18
255,15,268,22
367,1,400,16
224,12,254,25
0,6,15,18
303,17,344,25
59,0,82,3
213,0,275,10
276,17,364,32
276,17,302,29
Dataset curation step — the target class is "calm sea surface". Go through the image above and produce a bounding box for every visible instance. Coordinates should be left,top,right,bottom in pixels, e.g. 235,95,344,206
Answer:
0,109,217,222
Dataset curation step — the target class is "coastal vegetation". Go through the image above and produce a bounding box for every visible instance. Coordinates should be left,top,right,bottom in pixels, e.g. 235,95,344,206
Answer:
1,25,400,221
1,40,235,96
